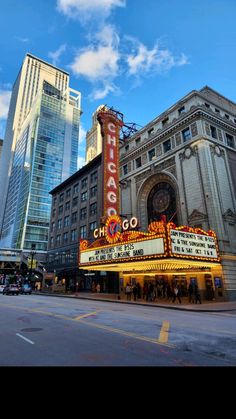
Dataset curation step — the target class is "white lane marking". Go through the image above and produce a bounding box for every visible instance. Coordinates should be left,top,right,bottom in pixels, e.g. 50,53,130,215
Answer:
16,333,35,345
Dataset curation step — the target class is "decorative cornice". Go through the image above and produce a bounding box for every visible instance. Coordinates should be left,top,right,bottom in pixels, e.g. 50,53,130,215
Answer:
120,106,236,164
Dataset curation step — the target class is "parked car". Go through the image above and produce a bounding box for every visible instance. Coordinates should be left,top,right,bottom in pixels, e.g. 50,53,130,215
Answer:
3,284,20,295
20,283,32,295
0,284,6,293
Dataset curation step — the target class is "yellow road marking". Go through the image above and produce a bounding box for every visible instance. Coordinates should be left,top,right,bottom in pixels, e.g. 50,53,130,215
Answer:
31,308,71,320
0,302,174,347
77,318,175,347
74,311,98,321
158,321,170,344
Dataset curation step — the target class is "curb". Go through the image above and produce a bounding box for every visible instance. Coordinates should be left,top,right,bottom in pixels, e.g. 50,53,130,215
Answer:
33,292,236,313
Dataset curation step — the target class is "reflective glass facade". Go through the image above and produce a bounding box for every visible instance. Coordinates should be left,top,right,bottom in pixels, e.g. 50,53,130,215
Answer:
0,79,81,252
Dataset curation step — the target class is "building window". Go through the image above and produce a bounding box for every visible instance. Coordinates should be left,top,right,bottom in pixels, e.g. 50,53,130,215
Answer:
90,221,97,232
215,108,220,114
148,148,155,161
81,178,88,189
182,127,191,142
64,215,70,227
90,185,97,198
91,171,97,183
162,117,169,128
50,237,54,247
225,114,229,119
163,139,171,153
71,229,78,242
56,235,61,245
52,209,56,217
65,201,70,211
123,164,128,175
148,128,154,136
58,205,63,215
80,208,87,220
90,202,97,216
135,137,141,146
53,197,57,206
226,133,235,148
135,157,142,169
71,212,77,224
125,144,129,152
81,191,88,202
58,219,62,229
205,103,210,108
72,196,78,207
210,125,217,139
66,189,71,199
80,225,87,239
178,106,185,115
73,183,79,194
63,232,68,244
59,193,64,203
51,222,55,232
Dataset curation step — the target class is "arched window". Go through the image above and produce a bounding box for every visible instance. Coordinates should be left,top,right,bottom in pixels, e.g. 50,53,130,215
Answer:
147,182,177,224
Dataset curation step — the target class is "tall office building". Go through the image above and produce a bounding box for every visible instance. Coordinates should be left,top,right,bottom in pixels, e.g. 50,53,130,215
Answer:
86,105,107,163
0,53,81,252
0,139,3,159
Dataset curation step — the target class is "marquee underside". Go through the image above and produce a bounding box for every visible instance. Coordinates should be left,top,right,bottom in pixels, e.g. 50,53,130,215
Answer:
79,258,221,273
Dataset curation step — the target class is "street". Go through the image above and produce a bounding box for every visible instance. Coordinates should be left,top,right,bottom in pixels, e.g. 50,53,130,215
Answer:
0,293,236,366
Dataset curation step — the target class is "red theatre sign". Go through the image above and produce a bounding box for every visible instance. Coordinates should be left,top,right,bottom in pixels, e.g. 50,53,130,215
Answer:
97,110,123,217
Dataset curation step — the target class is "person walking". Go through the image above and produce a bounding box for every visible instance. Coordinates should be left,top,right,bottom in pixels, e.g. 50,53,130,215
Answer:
172,284,181,304
133,284,138,301
194,284,202,304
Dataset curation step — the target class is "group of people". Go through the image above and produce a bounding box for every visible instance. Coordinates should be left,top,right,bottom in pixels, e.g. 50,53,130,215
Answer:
124,280,202,304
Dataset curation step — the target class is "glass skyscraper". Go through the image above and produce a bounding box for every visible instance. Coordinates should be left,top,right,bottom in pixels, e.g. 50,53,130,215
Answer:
0,54,81,252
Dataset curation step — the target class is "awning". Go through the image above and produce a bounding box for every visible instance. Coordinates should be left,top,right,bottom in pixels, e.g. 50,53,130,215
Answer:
79,258,221,273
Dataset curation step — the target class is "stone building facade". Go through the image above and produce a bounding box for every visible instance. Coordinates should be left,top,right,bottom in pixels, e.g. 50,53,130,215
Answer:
119,86,236,300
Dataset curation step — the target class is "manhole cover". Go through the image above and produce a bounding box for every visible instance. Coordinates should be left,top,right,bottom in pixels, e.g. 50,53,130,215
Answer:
21,328,43,332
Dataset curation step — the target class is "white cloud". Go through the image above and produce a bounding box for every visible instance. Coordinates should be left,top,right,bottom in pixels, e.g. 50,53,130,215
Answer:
70,24,119,81
70,45,119,81
127,41,189,76
70,25,121,100
0,90,11,119
91,82,119,100
15,36,29,43
57,0,126,21
48,44,67,66
79,124,86,144
77,155,86,169
69,25,188,100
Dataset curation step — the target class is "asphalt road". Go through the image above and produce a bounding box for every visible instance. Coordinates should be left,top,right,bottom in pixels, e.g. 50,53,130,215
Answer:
0,293,236,366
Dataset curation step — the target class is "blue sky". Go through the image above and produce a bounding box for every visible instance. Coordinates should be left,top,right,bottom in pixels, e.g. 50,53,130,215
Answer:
0,0,236,167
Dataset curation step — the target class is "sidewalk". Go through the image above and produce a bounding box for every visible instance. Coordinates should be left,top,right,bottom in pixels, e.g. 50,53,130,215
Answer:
36,290,236,312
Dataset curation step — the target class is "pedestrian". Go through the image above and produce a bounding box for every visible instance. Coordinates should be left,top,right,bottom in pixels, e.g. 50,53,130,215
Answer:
125,283,132,300
172,284,181,304
194,284,202,304
188,283,194,303
133,284,138,301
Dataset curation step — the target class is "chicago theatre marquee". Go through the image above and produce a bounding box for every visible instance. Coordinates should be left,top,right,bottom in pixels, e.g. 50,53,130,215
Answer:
79,88,236,300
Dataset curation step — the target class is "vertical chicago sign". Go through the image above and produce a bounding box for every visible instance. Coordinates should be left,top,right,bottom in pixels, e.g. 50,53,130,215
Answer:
97,110,123,217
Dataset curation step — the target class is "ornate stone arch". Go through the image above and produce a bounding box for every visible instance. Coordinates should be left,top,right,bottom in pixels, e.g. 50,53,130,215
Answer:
137,171,181,230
